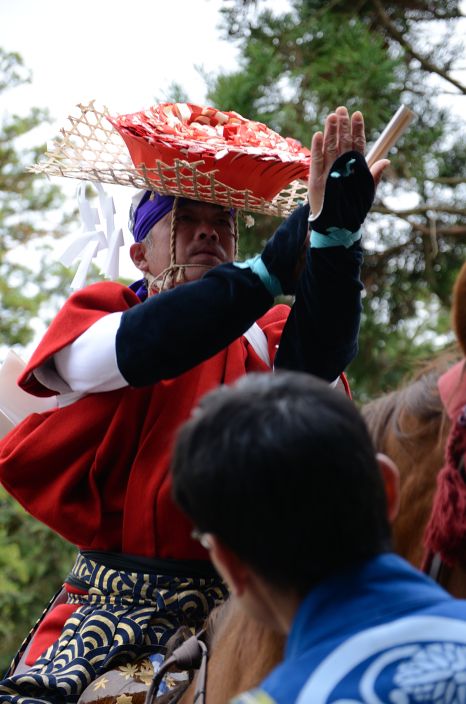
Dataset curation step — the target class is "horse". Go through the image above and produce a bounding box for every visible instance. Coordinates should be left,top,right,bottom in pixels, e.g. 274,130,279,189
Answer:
361,351,458,571
79,263,466,703
361,257,466,597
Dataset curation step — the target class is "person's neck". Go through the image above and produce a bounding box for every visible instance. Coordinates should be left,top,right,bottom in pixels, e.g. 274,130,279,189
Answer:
273,589,302,634
252,574,302,635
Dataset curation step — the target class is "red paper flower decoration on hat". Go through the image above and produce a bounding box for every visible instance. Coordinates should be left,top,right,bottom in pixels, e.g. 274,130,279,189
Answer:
108,103,311,201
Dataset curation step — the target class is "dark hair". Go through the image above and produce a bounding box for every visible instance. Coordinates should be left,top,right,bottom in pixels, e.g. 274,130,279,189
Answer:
171,371,391,594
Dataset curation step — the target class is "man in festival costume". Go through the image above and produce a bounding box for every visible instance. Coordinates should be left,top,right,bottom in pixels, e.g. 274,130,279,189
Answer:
0,105,387,703
172,370,466,704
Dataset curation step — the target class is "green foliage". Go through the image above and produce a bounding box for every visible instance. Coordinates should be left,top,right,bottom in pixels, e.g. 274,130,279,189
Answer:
211,0,466,398
0,487,75,673
154,80,190,104
0,48,75,351
0,50,30,93
0,48,87,668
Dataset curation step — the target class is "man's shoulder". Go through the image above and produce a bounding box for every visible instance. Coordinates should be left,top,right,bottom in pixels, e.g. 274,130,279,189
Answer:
65,281,140,312
18,282,140,395
254,561,466,704
294,610,466,703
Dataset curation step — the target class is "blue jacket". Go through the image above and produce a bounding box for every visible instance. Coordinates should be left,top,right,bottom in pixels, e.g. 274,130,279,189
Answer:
232,554,466,703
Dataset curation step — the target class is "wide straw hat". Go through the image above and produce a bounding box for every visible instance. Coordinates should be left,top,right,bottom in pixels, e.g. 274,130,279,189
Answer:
29,101,310,217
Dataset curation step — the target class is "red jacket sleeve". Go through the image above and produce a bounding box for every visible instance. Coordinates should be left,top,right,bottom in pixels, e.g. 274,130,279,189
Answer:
19,283,139,397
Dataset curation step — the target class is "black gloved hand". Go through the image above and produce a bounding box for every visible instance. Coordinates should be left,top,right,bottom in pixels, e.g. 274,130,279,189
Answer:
310,151,375,236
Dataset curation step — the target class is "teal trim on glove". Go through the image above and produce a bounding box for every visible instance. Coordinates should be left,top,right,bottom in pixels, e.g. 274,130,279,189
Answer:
234,256,283,297
330,157,356,179
310,227,362,249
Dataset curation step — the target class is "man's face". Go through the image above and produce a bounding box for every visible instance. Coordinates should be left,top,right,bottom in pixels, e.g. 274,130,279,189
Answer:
131,199,236,285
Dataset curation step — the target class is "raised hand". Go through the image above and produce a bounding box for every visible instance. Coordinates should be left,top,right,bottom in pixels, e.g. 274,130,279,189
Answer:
308,106,389,218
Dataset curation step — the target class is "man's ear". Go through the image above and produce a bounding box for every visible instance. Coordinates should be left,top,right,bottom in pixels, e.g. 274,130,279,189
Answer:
377,453,400,523
130,242,149,273
207,534,251,597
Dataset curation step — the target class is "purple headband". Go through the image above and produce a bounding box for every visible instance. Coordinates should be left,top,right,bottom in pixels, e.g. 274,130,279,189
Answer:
131,191,175,242
129,191,174,300
131,191,236,243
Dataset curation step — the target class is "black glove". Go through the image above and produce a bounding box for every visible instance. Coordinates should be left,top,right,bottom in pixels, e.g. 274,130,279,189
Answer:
310,151,375,237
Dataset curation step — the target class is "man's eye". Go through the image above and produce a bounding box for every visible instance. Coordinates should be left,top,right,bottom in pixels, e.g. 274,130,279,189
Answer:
176,214,193,223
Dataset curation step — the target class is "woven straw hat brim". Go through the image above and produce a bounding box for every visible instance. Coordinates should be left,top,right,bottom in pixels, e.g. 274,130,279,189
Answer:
29,102,309,217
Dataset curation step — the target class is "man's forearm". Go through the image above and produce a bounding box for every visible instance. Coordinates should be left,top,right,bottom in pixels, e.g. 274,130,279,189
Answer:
274,242,363,380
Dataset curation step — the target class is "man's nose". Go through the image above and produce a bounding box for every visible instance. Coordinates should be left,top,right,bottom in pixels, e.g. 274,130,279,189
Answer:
194,222,219,242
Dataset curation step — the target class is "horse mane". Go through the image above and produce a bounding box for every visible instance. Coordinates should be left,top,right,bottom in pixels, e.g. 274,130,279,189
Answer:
208,597,284,681
453,261,466,355
362,348,459,457
361,347,460,567
177,597,284,703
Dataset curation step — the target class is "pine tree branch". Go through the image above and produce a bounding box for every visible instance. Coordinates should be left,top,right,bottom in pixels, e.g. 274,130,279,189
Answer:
371,0,466,94
428,176,466,185
373,203,466,217
411,223,466,237
364,237,417,263
364,223,466,269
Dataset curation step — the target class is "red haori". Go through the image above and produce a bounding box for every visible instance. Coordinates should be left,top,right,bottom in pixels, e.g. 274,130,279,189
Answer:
108,103,311,200
1,282,291,560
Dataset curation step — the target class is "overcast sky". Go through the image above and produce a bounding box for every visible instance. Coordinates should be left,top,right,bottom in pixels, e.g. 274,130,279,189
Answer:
0,0,243,123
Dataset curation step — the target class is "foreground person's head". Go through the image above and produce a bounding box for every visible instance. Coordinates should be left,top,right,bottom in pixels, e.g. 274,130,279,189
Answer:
171,371,399,627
